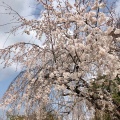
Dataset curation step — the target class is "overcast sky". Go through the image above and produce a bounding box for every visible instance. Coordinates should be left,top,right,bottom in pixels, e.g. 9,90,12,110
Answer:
0,0,43,98
0,0,120,98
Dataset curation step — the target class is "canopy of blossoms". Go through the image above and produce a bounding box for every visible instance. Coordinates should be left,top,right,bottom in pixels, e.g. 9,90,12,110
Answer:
0,0,120,119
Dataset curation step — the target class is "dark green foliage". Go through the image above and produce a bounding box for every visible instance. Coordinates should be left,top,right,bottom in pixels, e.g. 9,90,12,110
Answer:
7,115,25,120
43,112,59,120
7,111,60,120
91,76,120,120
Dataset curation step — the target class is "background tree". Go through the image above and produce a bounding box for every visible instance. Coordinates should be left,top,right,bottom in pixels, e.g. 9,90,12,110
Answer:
0,0,120,119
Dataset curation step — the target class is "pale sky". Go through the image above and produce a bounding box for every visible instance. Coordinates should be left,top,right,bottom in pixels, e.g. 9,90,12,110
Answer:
0,0,42,97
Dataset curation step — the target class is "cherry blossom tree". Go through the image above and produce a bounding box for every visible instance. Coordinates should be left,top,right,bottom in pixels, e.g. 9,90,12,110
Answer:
0,0,120,119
